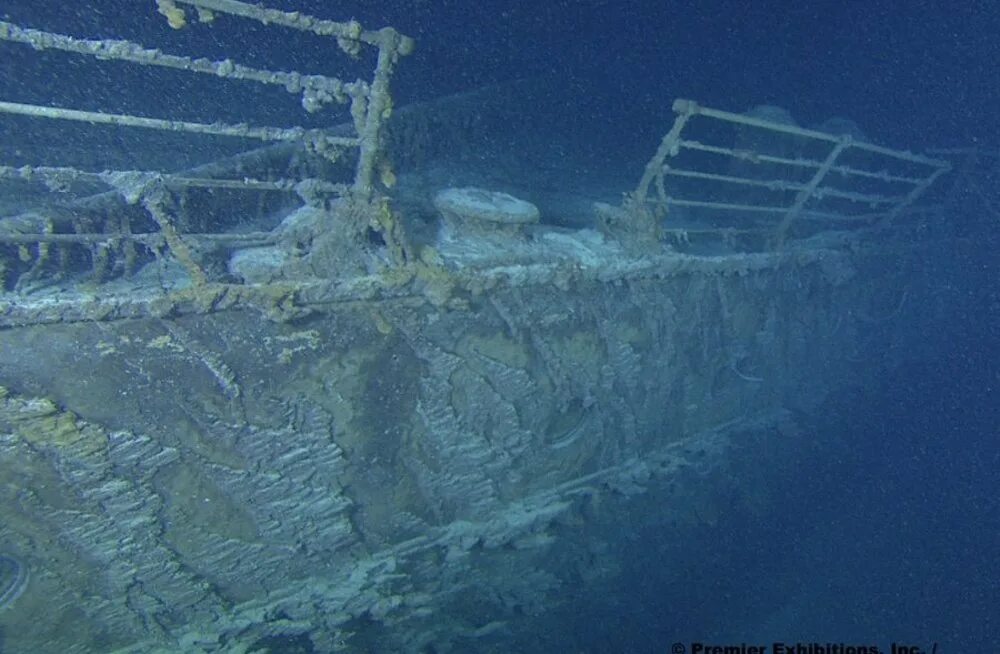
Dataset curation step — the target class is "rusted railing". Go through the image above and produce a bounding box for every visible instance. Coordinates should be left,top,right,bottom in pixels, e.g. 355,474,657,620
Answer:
625,99,951,249
0,0,411,291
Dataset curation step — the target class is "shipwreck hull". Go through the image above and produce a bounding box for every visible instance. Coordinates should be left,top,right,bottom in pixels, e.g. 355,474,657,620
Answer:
0,242,928,652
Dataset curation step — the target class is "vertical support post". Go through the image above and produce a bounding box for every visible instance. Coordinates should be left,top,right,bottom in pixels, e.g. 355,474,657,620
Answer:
632,99,697,208
875,163,952,230
142,184,208,286
353,28,412,202
773,136,850,247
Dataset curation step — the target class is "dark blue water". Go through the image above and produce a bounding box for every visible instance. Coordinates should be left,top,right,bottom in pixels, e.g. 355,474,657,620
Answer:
5,0,1000,146
1,1,996,651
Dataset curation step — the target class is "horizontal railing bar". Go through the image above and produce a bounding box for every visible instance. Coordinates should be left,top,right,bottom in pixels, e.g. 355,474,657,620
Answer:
663,167,806,192
678,140,928,185
174,0,413,54
0,164,347,195
658,196,878,220
0,231,275,245
674,99,950,170
663,226,765,235
662,197,883,224
661,198,789,214
0,100,359,146
796,211,883,223
662,166,903,205
679,139,822,170
673,99,841,145
0,21,362,112
810,186,903,205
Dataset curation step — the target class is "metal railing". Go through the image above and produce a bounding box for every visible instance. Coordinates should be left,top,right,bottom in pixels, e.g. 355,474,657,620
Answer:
0,0,411,291
625,99,952,249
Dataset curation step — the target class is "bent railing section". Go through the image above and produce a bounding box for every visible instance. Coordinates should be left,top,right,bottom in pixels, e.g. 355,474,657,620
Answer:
624,99,951,250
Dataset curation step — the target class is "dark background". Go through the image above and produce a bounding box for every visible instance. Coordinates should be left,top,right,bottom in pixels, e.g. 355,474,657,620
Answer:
3,0,999,148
